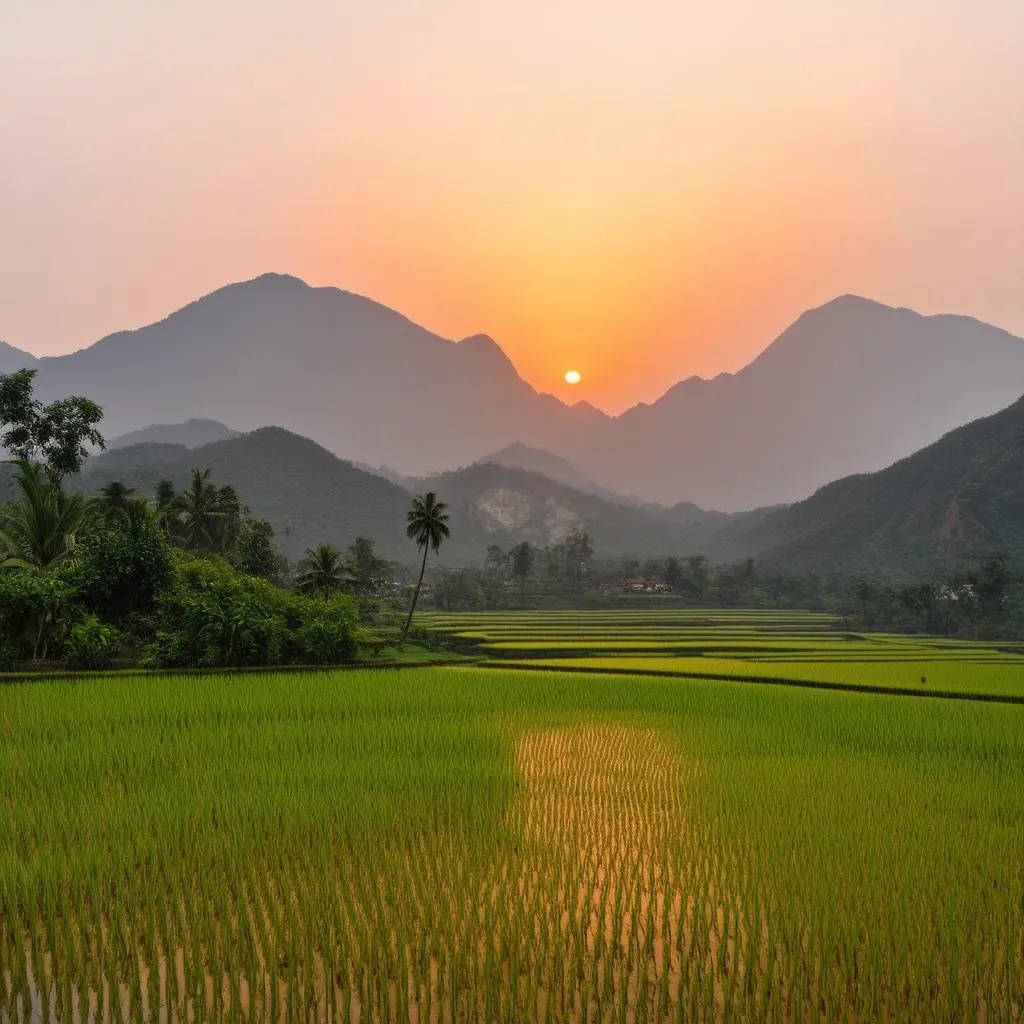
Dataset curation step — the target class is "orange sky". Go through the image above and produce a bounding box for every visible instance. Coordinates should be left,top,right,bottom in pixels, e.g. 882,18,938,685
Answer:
2,1,1023,413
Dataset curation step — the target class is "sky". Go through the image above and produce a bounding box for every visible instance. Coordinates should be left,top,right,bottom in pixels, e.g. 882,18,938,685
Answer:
2,1,1023,414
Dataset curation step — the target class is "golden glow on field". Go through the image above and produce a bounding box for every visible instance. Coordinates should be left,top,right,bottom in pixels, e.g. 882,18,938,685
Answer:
564,369,582,385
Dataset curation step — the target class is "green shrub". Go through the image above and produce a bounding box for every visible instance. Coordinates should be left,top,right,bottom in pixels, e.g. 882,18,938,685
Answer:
0,568,73,660
145,554,289,668
144,554,362,669
63,614,119,670
294,595,361,664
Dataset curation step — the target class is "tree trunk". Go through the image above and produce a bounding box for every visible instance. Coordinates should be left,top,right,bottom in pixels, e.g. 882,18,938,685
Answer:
401,543,430,645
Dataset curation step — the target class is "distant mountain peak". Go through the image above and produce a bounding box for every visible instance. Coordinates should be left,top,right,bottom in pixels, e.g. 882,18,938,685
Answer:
810,293,893,314
249,272,310,288
0,340,38,368
107,418,238,450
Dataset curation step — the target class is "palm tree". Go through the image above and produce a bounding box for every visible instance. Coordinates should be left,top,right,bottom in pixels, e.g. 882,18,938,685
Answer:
0,459,95,570
295,544,351,597
97,480,136,520
213,484,244,553
116,495,161,539
169,468,233,552
401,492,450,643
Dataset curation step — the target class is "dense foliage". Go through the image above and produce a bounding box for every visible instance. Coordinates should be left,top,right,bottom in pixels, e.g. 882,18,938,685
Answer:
0,374,368,669
423,540,1024,640
145,553,361,668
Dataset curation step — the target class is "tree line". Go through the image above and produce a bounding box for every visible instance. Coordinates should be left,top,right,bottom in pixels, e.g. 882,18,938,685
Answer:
427,540,1024,640
0,371,451,668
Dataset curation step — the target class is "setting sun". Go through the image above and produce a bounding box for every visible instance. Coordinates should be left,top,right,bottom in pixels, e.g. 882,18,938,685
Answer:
564,369,582,385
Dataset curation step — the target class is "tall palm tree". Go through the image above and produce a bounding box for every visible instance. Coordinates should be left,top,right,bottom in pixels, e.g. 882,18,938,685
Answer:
295,544,351,597
401,492,450,643
0,460,95,570
169,468,233,552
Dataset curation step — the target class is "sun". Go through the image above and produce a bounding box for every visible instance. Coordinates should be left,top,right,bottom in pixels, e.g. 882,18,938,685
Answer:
564,369,582,385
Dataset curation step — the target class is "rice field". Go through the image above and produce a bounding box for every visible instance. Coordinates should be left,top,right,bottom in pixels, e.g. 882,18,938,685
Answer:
2,660,1023,1022
421,609,1024,702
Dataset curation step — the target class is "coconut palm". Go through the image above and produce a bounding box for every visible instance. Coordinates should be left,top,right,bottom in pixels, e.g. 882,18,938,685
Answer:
97,480,136,521
0,459,96,570
116,495,161,539
169,468,233,552
295,544,351,597
401,492,450,643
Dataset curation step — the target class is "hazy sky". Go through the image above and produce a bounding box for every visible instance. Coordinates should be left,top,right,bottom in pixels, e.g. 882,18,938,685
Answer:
2,1,1023,413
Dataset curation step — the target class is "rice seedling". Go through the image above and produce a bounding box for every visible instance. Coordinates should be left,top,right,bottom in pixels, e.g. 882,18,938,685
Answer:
2,665,1021,1021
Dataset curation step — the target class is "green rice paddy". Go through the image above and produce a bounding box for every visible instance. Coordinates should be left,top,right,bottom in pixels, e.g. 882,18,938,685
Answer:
2,609,1022,1020
422,609,1024,701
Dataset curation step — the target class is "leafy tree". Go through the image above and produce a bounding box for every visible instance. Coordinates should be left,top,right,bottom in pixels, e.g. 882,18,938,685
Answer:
296,544,351,597
401,492,450,643
0,567,72,660
974,557,1012,622
564,528,594,592
642,558,662,578
233,518,284,581
64,508,174,625
664,557,681,591
0,460,96,570
433,570,483,611
510,541,534,603
347,536,392,597
0,369,105,479
484,545,507,579
683,555,710,601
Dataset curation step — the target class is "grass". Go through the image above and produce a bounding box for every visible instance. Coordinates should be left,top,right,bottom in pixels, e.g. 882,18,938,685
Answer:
1,665,1022,1021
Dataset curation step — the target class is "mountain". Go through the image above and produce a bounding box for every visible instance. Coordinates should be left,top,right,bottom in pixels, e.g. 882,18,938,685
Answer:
78,427,415,561
21,273,605,476
471,442,632,504
11,277,1024,509
421,462,751,558
107,419,238,450
728,394,1024,574
77,426,748,563
0,341,37,373
565,296,1024,509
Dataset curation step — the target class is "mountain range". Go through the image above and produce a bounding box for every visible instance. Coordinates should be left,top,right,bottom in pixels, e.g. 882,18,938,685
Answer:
76,388,1024,575
76,426,744,562
4,274,1024,510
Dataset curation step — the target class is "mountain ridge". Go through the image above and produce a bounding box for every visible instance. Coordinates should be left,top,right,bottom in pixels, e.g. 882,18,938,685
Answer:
76,425,747,563
7,275,1024,510
725,394,1024,574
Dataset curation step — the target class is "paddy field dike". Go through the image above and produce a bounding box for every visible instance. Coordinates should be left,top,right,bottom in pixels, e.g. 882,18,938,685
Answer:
2,609,1022,1021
